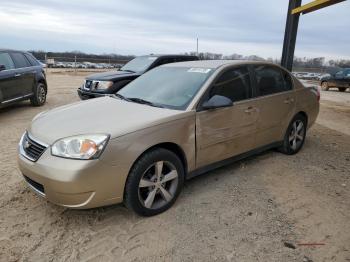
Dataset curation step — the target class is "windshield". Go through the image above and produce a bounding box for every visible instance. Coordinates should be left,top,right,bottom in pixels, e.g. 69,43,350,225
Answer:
118,66,213,110
121,56,157,73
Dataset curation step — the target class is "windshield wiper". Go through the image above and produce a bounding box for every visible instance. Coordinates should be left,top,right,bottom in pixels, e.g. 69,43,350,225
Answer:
112,93,130,101
127,97,164,108
121,69,136,73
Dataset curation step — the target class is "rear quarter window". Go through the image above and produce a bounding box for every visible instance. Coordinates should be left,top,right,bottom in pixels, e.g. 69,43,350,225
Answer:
24,54,39,66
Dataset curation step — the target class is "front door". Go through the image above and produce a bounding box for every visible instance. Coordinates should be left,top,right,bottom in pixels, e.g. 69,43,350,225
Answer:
0,52,19,103
195,66,258,168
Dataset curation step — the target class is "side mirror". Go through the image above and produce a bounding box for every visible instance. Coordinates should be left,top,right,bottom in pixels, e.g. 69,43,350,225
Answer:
0,65,6,71
202,95,233,110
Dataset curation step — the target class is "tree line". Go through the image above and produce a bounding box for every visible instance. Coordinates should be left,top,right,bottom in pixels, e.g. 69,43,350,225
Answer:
29,50,350,69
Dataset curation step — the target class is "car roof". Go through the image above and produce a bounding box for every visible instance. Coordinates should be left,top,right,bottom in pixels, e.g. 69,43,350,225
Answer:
162,60,281,69
0,48,30,54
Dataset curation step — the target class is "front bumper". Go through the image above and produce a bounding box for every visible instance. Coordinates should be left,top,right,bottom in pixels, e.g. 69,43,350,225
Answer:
77,88,108,100
18,146,126,209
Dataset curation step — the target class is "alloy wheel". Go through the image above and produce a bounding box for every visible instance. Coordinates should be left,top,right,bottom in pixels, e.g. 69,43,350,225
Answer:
289,120,305,151
38,85,46,103
321,82,328,91
138,161,178,209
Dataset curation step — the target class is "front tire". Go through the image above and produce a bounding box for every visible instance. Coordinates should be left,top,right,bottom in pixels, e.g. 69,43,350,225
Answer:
279,114,307,155
321,81,329,91
124,148,185,216
338,87,347,92
30,83,47,106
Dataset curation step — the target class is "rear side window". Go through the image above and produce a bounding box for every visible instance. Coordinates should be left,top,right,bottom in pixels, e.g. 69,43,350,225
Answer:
254,65,291,96
0,53,15,70
11,52,31,68
24,54,39,66
210,67,252,102
282,70,293,90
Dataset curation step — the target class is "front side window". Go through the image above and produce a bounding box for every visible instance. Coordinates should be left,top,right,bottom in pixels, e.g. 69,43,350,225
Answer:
335,71,344,77
11,52,31,68
254,65,289,96
0,53,15,70
209,67,252,102
120,56,157,73
118,66,213,110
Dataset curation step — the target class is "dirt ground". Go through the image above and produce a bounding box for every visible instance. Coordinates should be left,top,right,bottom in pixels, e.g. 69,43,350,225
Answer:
0,72,349,262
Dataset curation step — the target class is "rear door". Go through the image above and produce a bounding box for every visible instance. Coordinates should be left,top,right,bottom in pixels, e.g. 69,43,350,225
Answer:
253,65,296,147
195,66,259,168
334,70,349,88
10,52,36,96
0,52,18,103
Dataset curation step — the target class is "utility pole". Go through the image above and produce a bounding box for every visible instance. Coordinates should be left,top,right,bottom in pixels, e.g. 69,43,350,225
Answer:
281,0,345,71
74,55,77,74
196,38,199,56
281,0,302,71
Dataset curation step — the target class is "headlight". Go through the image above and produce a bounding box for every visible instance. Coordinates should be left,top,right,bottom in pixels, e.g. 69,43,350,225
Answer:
95,81,113,90
51,134,109,160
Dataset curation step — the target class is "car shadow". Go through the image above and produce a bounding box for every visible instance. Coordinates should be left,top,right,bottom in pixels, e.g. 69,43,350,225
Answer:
0,101,32,115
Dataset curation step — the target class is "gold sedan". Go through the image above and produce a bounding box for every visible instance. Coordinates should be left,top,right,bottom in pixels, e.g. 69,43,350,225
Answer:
18,60,319,216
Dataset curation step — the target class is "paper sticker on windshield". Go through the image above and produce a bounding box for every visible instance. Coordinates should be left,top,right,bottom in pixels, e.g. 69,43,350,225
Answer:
188,68,211,74
148,57,157,60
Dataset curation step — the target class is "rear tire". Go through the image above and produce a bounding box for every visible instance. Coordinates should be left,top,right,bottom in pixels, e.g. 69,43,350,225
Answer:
279,114,307,155
338,87,346,92
124,148,184,216
321,81,329,91
30,83,47,106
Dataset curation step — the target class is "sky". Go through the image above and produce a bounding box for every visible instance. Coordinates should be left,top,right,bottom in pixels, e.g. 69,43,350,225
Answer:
0,0,349,60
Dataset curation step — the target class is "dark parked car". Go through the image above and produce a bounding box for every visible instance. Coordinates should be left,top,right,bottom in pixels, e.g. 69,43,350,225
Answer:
77,54,199,99
321,68,350,92
0,49,47,108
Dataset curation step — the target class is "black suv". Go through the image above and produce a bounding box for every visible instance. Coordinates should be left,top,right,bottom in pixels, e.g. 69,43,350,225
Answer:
0,49,47,108
321,68,350,92
77,54,198,99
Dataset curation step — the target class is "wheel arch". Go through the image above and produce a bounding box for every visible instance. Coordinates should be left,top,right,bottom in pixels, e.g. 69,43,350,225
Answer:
295,111,308,126
135,142,188,174
37,78,47,92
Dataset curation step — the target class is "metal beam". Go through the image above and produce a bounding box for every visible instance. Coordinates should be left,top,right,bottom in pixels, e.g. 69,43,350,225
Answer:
281,0,302,71
292,0,346,15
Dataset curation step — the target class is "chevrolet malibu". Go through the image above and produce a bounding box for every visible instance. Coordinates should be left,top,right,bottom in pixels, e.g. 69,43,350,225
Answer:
18,60,319,216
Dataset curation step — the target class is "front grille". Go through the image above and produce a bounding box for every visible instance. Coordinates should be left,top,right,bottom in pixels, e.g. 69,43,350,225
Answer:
21,133,47,162
24,175,45,195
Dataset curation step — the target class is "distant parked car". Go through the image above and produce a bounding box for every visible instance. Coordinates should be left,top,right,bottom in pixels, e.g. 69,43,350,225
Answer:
0,49,47,108
317,73,331,81
320,68,350,92
77,54,199,100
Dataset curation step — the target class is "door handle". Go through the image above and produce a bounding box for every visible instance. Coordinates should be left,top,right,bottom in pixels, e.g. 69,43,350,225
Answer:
245,106,257,114
14,73,22,77
284,98,294,104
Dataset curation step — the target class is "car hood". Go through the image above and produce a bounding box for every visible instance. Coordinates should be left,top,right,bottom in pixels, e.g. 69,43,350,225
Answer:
86,70,140,81
28,97,186,145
